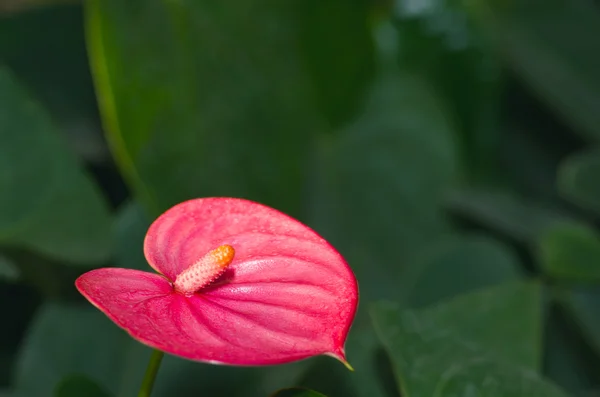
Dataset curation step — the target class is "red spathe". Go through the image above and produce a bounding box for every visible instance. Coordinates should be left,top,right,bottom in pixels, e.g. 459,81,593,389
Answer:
76,197,358,366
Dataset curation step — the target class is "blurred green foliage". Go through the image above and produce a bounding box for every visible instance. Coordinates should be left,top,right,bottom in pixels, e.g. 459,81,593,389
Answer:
270,388,327,397
53,375,110,397
0,0,600,396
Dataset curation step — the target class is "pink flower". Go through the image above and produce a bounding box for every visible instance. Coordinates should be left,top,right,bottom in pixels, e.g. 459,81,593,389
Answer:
76,198,358,367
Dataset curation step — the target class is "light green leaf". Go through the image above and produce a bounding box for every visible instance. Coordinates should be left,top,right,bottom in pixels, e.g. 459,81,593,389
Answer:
472,0,600,141
402,234,523,308
54,375,111,397
537,222,600,283
558,148,600,215
371,282,563,396
0,67,112,265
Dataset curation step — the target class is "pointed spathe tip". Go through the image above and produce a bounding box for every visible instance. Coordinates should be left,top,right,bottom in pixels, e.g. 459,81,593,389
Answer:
340,358,354,371
325,348,354,371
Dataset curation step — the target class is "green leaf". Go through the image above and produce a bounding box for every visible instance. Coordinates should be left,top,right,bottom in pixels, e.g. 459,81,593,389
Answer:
270,388,327,397
54,375,111,397
371,282,564,396
558,148,600,215
544,306,597,395
310,66,460,303
537,222,600,283
498,125,567,202
260,361,314,397
473,0,600,141
150,356,268,397
393,0,503,182
558,287,600,360
0,0,78,16
12,303,149,397
402,234,523,308
0,4,106,167
297,0,374,128
86,0,370,217
342,324,398,397
0,67,112,265
12,303,301,397
0,254,19,282
113,201,150,271
295,357,359,397
293,325,398,397
446,189,576,244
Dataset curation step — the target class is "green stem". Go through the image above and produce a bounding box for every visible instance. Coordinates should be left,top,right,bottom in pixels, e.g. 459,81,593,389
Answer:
137,350,164,397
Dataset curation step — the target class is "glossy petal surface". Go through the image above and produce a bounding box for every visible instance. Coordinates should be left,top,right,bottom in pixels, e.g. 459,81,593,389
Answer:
76,198,358,366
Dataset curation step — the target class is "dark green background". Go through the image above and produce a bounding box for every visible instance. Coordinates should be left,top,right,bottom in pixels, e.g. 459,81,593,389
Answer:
1,0,600,396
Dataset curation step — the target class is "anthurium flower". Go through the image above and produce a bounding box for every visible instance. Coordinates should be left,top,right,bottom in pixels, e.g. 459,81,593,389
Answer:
76,198,358,367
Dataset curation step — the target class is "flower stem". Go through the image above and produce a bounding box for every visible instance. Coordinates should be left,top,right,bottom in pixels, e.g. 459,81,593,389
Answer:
137,349,164,397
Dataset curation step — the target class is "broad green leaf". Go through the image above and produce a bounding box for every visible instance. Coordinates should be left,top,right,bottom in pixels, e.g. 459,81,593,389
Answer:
0,4,104,166
310,66,460,303
0,67,111,265
12,303,149,397
402,234,523,308
270,388,327,397
12,303,296,397
297,0,374,128
371,282,567,396
0,254,19,282
54,375,111,397
86,0,372,217
558,148,600,215
113,201,150,271
537,222,600,283
394,0,503,182
150,356,267,397
446,189,576,243
472,0,600,141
